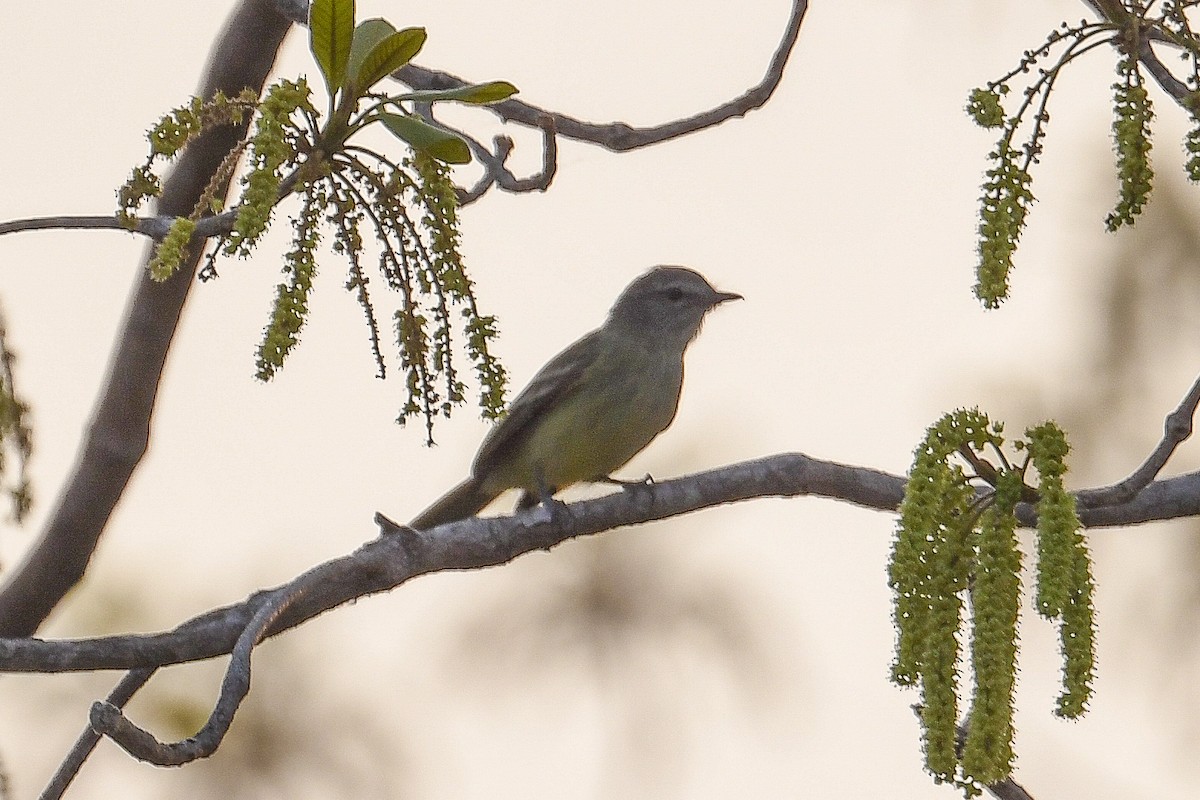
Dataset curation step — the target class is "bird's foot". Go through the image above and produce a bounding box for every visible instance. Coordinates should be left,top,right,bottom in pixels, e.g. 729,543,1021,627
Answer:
599,473,656,497
527,495,571,527
598,473,655,488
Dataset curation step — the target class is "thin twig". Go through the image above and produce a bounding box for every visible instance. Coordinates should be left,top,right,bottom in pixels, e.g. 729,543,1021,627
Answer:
1077,371,1200,509
0,211,240,242
456,115,559,205
39,667,156,800
956,715,1038,800
985,774,1038,800
269,0,808,156
1082,0,1193,105
0,216,132,236
496,114,559,192
958,445,1039,505
395,0,808,155
452,128,500,204
960,444,1002,487
2,1,806,237
88,579,309,766
1136,38,1192,101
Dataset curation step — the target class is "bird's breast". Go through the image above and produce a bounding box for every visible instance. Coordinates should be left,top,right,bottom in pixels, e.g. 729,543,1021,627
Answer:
487,347,684,494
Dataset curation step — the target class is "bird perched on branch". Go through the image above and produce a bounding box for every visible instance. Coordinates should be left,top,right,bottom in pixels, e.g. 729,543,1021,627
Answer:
410,265,741,529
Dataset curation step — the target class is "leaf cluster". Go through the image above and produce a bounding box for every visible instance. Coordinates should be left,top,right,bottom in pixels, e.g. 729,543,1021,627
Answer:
889,411,1093,794
116,0,521,439
969,3,1200,307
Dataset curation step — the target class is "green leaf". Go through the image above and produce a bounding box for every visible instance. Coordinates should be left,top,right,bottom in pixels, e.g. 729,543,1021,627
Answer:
354,27,426,94
347,18,396,83
309,0,356,97
379,113,471,164
396,81,519,106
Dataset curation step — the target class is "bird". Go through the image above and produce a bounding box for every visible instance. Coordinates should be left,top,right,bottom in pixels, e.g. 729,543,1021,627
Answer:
409,265,741,529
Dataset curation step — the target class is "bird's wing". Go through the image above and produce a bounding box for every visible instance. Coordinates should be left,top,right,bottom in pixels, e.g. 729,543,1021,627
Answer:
471,329,603,478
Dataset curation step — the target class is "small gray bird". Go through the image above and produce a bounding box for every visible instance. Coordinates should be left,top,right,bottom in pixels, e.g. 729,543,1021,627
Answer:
410,266,741,529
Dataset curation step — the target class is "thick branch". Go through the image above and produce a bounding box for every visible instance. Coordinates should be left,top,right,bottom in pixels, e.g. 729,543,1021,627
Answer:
0,453,899,674
0,0,295,637
5,450,1200,677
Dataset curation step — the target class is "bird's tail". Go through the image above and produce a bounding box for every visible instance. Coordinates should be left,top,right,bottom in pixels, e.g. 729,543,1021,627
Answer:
409,478,498,530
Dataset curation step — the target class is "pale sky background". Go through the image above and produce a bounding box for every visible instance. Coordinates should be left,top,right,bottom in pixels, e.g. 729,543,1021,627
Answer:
2,1,1200,798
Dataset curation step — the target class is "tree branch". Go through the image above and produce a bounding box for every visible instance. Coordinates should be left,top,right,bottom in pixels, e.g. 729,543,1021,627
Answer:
6,443,1200,679
1083,0,1196,107
455,115,559,205
1134,37,1192,103
3,0,807,233
270,0,808,154
39,668,156,800
0,211,238,242
273,0,807,201
1076,371,1200,509
0,0,295,637
88,576,308,766
394,0,808,154
0,453,898,675
18,413,1200,786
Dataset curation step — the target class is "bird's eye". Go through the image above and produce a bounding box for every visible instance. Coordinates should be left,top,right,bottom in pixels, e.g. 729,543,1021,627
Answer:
665,287,684,302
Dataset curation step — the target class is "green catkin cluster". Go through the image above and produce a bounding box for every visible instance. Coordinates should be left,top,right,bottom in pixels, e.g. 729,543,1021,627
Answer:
148,218,197,281
255,193,322,381
966,7,1200,304
962,469,1022,786
147,91,256,156
123,84,312,281
1186,118,1200,182
117,89,259,230
1028,423,1095,717
966,87,1006,130
890,410,1000,784
1106,57,1155,231
891,412,1094,793
115,3,519,438
975,142,1034,308
224,79,316,256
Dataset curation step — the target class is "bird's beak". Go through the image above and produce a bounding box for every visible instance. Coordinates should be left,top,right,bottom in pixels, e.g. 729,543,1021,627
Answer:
713,290,743,305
